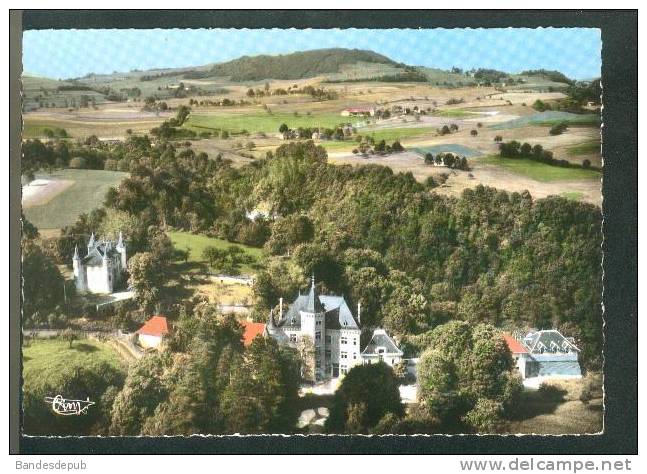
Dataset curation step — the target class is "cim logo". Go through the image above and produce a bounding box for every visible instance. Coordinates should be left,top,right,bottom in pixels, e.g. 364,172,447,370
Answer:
44,395,95,416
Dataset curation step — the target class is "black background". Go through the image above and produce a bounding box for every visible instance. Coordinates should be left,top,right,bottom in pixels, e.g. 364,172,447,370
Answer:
12,9,638,455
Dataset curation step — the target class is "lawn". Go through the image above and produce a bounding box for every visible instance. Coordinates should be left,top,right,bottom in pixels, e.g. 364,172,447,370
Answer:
22,169,128,230
507,375,603,434
184,111,348,135
480,156,601,182
566,140,601,156
168,230,265,276
22,337,127,388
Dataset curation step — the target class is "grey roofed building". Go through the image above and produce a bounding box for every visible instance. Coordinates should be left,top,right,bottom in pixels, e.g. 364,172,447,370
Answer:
522,329,580,355
520,329,582,378
361,328,404,363
276,285,360,331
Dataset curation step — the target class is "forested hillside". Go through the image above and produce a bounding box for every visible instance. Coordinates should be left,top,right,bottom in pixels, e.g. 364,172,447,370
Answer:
208,48,398,81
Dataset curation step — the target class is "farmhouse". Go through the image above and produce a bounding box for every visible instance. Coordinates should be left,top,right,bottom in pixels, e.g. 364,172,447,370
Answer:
136,315,169,349
504,330,582,379
341,107,375,117
266,276,402,381
73,232,127,294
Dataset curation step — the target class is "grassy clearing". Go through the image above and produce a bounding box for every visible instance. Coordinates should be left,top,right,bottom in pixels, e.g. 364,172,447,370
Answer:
566,140,601,156
480,156,601,182
23,169,128,230
508,375,603,434
184,111,348,134
560,191,585,201
22,337,127,386
168,230,265,276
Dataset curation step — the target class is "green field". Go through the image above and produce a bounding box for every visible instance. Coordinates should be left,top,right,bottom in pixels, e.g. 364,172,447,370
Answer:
23,169,128,230
480,156,601,182
184,111,350,135
490,111,601,130
566,140,601,156
168,230,265,275
320,127,435,151
23,120,72,139
23,337,127,387
433,109,474,118
560,191,585,201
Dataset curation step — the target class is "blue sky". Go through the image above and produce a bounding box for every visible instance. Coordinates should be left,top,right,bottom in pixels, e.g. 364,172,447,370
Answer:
23,28,601,80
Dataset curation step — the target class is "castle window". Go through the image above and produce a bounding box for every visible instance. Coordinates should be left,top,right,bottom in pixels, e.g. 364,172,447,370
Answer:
315,331,321,341
353,338,357,346
289,334,297,343
326,335,332,344
340,365,347,375
340,337,348,345
341,351,348,359
325,350,331,359
316,320,322,326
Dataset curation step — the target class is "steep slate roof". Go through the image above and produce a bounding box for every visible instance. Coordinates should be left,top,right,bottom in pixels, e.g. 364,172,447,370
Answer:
522,329,579,354
277,287,359,330
361,329,403,356
242,321,266,346
305,279,325,313
137,315,169,337
503,334,528,354
80,239,120,266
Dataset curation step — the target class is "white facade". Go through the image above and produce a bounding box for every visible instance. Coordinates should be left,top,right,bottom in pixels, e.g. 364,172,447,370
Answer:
73,232,127,294
138,334,163,349
267,278,363,381
267,278,403,381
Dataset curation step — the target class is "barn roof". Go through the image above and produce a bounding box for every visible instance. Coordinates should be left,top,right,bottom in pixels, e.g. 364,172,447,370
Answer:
503,334,528,354
242,321,266,346
137,315,169,337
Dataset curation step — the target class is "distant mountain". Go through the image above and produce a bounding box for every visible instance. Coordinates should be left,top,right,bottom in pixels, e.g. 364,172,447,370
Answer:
203,48,398,82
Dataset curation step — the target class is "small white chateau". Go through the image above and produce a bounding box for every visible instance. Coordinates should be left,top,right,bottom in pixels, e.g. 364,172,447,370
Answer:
73,232,127,294
266,276,402,381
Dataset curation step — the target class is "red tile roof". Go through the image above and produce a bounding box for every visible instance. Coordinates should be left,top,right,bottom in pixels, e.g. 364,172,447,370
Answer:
137,315,169,337
242,321,266,347
503,334,528,354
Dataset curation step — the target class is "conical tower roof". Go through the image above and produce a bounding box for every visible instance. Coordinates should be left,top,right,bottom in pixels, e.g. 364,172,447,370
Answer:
305,275,324,313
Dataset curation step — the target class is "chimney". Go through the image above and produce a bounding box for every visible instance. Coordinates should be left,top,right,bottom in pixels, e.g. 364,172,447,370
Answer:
279,297,283,319
357,302,361,325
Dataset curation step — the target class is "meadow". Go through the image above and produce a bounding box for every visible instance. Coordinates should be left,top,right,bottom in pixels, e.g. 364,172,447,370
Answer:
566,140,601,156
479,156,601,182
168,230,265,276
184,110,349,135
23,169,127,231
490,111,601,130
508,375,603,434
22,337,127,387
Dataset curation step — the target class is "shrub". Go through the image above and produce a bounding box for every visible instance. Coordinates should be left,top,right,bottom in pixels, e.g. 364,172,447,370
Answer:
470,129,478,136
68,157,87,169
582,159,592,169
549,122,569,136
464,398,505,433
